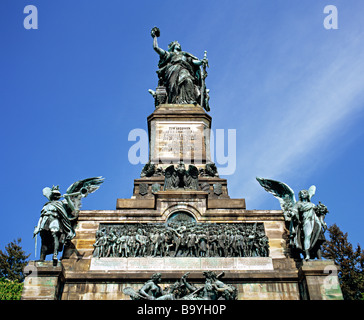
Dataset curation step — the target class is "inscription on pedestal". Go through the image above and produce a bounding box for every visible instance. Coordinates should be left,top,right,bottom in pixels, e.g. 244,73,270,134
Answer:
90,257,274,271
152,121,209,163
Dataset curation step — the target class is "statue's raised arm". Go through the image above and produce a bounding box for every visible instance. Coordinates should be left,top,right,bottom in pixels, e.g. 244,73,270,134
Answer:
151,27,166,57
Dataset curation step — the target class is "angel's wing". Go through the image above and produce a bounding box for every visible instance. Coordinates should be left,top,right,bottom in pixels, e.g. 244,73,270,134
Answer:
308,185,316,201
140,162,155,177
164,165,175,178
205,163,219,177
256,177,296,209
66,176,104,197
164,165,176,190
185,165,199,190
187,165,199,179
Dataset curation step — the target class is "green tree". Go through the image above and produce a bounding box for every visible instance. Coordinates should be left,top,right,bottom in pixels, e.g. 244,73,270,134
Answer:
0,238,30,282
322,224,364,300
0,277,24,300
0,238,30,300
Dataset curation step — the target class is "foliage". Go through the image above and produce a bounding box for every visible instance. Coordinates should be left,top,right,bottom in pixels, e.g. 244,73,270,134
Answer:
0,238,30,282
322,224,364,300
0,277,23,300
0,238,30,300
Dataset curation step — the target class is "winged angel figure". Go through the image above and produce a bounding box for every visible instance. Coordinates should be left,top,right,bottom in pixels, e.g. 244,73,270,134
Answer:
256,177,328,260
164,162,199,190
33,177,104,264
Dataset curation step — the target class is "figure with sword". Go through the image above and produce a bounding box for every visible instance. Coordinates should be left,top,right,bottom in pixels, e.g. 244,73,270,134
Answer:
200,50,210,111
150,27,211,111
33,177,104,265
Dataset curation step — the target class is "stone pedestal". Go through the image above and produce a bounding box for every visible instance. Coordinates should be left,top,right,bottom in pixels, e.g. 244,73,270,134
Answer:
148,104,212,165
299,260,343,300
21,261,64,300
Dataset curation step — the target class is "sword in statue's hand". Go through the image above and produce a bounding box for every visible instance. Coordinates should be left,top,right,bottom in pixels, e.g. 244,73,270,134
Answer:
200,50,208,108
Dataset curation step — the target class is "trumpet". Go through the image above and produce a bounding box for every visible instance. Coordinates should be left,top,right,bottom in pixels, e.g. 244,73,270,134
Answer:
62,187,88,198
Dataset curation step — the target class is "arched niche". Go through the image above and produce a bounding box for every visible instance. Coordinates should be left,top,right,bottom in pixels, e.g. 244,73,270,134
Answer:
161,204,202,223
166,211,196,226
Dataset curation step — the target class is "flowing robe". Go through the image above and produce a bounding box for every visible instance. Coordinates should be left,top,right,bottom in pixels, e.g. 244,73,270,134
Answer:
292,201,323,252
157,51,201,104
37,200,76,240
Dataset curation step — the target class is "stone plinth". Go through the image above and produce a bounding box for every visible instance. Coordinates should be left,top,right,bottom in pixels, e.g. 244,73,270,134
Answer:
58,256,301,300
131,176,231,200
299,260,343,300
59,256,300,300
21,261,64,300
148,104,212,164
60,279,301,301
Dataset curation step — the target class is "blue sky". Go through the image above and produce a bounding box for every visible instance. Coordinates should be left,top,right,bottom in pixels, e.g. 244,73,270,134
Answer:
1,0,363,259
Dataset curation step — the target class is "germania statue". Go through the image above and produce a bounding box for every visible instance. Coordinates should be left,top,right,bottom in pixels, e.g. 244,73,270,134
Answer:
150,27,210,111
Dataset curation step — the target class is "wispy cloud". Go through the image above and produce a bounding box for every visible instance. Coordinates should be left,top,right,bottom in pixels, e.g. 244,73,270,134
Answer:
216,31,364,208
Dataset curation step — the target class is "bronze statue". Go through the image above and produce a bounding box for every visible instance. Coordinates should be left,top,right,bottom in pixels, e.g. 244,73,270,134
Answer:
124,273,163,300
150,27,210,111
199,162,219,177
34,177,104,265
256,177,328,260
196,271,237,300
134,273,164,300
291,190,328,260
123,271,237,300
164,162,199,190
